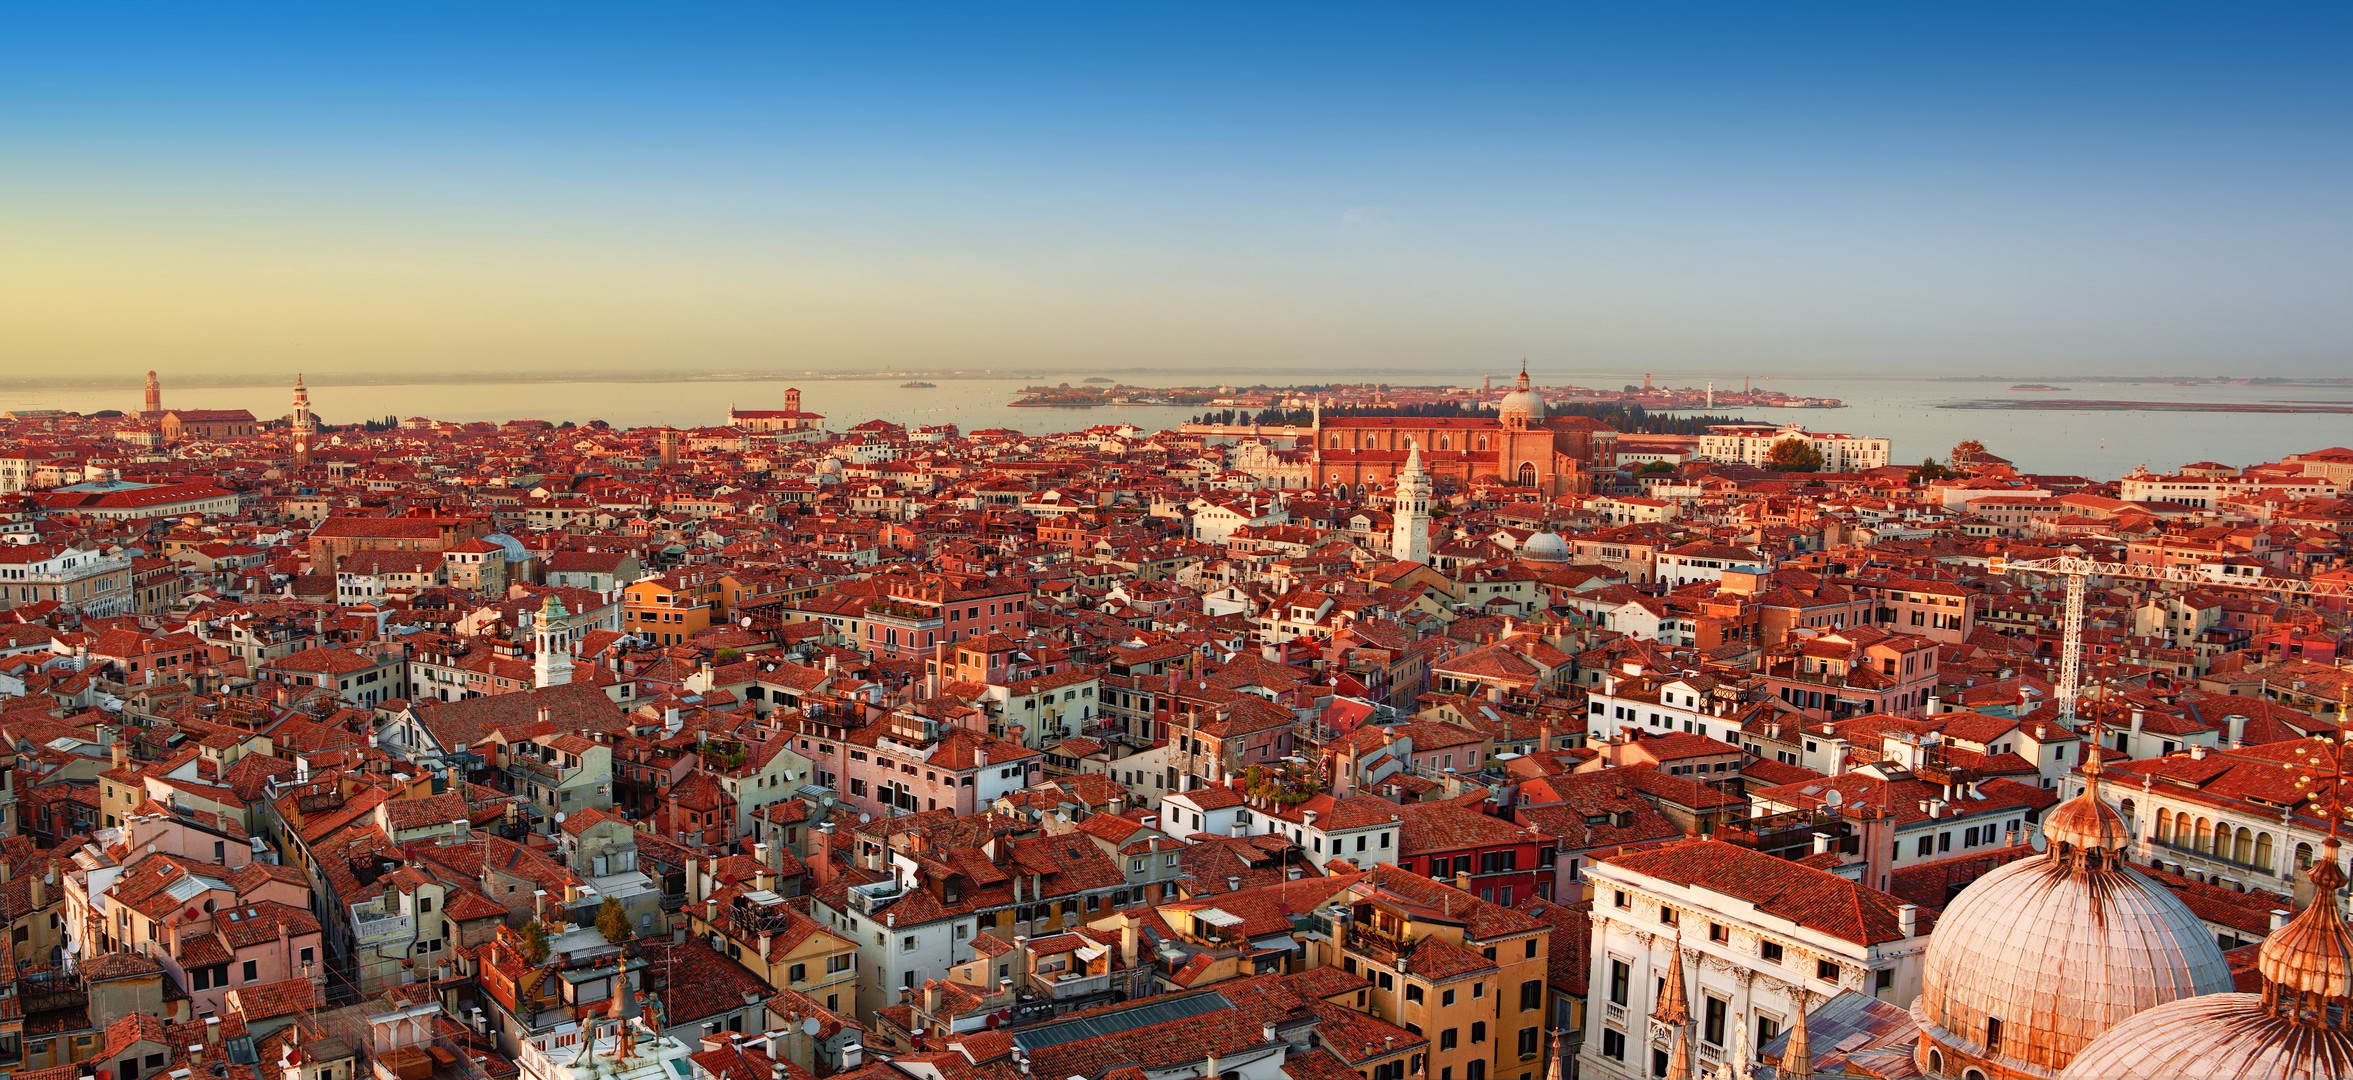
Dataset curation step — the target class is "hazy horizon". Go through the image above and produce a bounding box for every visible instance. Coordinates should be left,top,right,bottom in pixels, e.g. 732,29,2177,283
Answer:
4,4,2349,379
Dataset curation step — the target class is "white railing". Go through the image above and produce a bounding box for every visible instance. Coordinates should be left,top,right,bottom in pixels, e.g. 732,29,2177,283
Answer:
351,908,413,943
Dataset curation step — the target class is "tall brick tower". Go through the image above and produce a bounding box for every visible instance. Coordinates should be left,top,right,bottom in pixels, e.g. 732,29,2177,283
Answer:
143,370,162,416
291,374,315,467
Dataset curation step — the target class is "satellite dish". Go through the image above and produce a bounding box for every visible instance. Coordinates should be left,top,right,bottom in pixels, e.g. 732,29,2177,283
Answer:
555,812,566,823
802,1017,822,1037
1823,790,1844,807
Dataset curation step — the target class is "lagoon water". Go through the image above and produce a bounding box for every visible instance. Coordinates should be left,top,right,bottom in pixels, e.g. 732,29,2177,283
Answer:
5,371,2346,480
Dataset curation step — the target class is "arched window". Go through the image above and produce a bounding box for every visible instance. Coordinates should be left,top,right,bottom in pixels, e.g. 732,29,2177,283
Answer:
2234,827,2254,865
2119,798,2136,833
2299,842,2316,869
1437,435,1449,450
1477,435,1488,451
2154,808,2172,844
2255,833,2275,870
2195,818,2213,852
1517,462,1537,486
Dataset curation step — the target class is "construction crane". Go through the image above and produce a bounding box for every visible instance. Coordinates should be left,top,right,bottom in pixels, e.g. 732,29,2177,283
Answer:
1987,554,2353,721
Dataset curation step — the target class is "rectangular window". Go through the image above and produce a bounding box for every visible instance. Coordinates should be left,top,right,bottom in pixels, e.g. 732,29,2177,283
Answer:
1440,1029,1457,1051
1520,980,1542,1011
1609,960,1629,1006
1602,1030,1626,1061
1817,959,1839,981
1761,942,1783,964
1703,997,1727,1047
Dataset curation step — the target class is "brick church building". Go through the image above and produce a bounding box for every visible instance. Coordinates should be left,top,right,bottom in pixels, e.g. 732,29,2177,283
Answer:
1310,365,1617,498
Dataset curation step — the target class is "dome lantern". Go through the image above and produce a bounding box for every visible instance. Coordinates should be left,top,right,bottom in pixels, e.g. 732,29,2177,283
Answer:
1496,359,1547,430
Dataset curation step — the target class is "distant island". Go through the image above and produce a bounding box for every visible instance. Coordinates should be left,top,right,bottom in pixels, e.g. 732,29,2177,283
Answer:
1944,398,2353,414
1082,377,1115,383
1936,375,2353,386
2007,384,2069,391
1012,379,1838,412
899,381,937,389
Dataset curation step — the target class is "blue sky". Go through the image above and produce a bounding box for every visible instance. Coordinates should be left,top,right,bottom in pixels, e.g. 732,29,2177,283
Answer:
2,3,2347,377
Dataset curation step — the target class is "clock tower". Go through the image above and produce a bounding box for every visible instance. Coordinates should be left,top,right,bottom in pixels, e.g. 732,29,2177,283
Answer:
291,374,315,467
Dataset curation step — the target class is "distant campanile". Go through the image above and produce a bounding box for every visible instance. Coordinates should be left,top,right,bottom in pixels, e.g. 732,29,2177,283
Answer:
144,370,162,415
291,374,315,467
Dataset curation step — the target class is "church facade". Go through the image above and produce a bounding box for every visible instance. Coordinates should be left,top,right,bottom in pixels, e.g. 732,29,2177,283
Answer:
1309,367,1617,499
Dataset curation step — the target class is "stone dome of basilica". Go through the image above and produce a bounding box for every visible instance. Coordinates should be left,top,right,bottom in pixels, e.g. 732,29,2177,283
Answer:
1913,742,2233,1078
2057,834,2353,1080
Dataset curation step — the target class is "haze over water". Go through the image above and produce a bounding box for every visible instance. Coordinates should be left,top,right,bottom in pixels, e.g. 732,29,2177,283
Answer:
10,372,2347,480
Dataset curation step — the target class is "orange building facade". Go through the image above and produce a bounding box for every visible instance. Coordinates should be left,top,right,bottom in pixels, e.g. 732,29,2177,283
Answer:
1310,369,1616,499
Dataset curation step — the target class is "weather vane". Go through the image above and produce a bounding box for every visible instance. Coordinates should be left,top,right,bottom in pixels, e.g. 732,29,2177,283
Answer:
2289,685,2353,840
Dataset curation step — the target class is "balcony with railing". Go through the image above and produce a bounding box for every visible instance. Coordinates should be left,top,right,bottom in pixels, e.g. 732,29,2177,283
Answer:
2147,837,2283,880
1032,969,1113,1000
1347,920,1414,960
507,756,566,786
849,879,904,915
865,600,944,626
351,906,414,944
